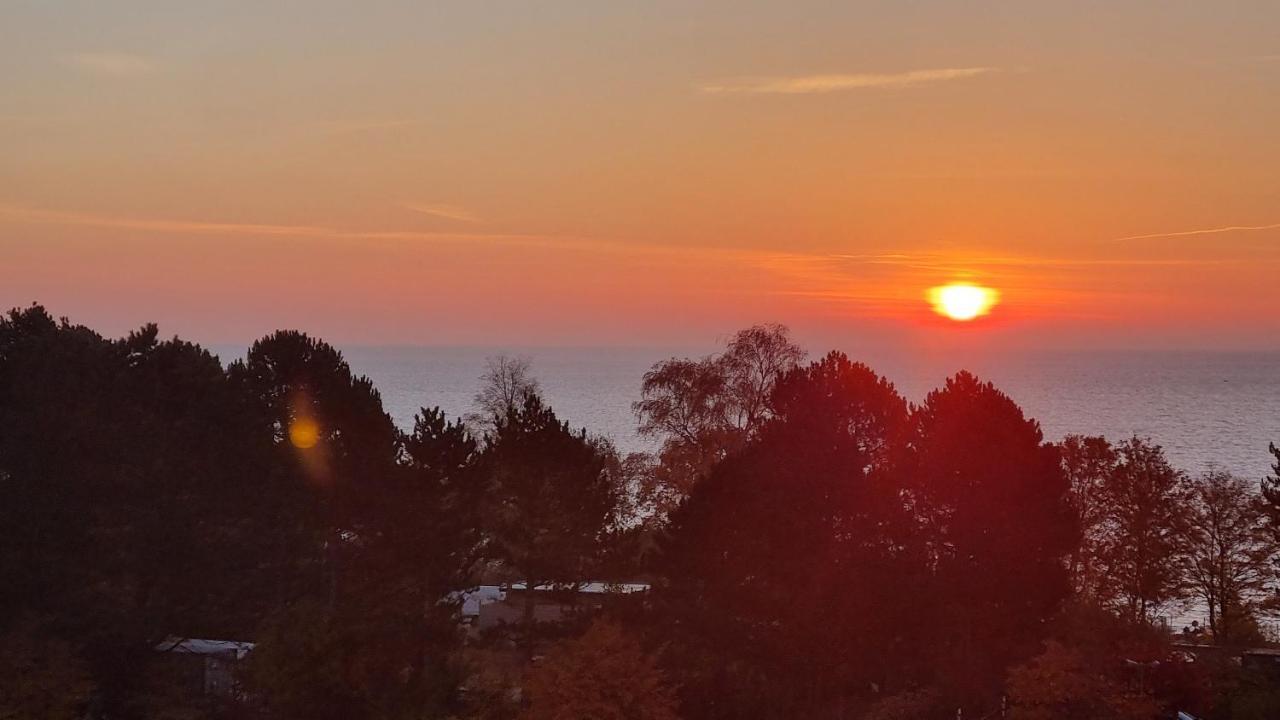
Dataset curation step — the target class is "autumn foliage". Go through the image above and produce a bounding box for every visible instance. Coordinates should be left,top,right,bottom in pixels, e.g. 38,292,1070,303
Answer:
520,621,678,720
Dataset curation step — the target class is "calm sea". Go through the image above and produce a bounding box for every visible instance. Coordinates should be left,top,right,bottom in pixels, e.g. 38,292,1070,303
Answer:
216,345,1279,481
217,344,1276,629
327,346,1278,482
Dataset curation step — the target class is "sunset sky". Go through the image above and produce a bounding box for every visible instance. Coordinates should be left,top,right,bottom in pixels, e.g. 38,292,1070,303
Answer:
3,1,1279,349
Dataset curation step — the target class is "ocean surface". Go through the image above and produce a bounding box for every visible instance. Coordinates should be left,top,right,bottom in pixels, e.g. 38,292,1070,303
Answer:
211,343,1277,629
299,346,1280,482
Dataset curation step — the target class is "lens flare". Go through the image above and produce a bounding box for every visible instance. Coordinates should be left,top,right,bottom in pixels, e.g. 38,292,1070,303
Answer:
928,283,999,321
289,417,320,449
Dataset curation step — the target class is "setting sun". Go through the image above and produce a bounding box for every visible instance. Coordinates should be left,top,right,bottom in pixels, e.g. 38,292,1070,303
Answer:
929,283,999,321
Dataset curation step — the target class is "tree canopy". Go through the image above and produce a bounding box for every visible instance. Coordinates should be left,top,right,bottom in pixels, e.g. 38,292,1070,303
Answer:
4,307,1277,720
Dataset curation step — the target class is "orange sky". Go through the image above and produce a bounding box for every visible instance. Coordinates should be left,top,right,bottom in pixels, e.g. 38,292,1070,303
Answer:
2,2,1278,349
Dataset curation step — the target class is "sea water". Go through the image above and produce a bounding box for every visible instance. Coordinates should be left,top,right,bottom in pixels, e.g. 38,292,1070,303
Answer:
317,346,1280,481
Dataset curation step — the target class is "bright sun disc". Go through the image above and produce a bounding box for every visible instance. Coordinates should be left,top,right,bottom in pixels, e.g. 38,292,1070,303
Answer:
928,283,999,321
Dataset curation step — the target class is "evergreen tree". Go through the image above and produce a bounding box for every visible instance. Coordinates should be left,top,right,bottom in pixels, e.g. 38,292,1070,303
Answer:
0,305,294,717
479,392,618,657
910,372,1077,713
658,352,916,718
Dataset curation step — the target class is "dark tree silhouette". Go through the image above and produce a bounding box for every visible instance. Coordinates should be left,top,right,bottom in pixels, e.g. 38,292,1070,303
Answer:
227,332,464,719
634,324,804,519
6,305,1273,720
1262,442,1280,543
1060,434,1119,597
1181,471,1277,646
352,407,486,716
228,331,401,598
1093,437,1191,622
479,393,618,657
658,352,917,718
909,371,1076,713
0,305,294,717
468,354,541,431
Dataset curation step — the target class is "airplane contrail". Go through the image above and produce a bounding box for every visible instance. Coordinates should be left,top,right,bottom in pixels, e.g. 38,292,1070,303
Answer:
1114,222,1280,242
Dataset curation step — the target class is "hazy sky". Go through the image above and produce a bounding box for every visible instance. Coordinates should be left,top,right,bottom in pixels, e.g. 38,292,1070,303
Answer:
3,1,1279,349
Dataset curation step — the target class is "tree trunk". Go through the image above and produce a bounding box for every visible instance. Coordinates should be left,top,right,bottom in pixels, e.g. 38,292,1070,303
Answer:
522,581,538,662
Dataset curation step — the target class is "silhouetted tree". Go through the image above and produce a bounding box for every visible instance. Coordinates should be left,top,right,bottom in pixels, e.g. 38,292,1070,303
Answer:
1060,435,1119,597
1261,441,1280,544
658,352,916,718
228,331,401,602
589,436,665,575
0,305,314,717
479,393,618,657
227,332,418,719
1181,471,1277,646
352,407,486,716
635,324,804,519
468,354,541,431
909,371,1076,713
1094,437,1190,622
720,323,807,430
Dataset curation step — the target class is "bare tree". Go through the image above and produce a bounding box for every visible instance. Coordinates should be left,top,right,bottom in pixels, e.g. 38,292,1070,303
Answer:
634,356,732,449
1181,470,1278,645
1094,436,1192,622
468,354,541,431
721,322,807,432
1061,435,1119,597
632,324,805,517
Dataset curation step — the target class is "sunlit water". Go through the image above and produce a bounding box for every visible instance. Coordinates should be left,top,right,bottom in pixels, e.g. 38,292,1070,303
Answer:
304,346,1279,482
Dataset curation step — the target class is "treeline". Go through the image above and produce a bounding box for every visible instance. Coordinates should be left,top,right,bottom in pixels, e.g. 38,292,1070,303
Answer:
2,307,1279,720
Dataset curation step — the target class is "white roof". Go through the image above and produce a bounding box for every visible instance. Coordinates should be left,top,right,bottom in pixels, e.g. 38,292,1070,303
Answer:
456,581,650,617
155,636,255,660
508,581,649,594
458,585,507,617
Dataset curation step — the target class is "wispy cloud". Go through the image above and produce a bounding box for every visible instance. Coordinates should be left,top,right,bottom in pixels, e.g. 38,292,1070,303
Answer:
405,203,480,223
1113,222,1280,242
0,204,322,237
0,203,575,249
700,67,996,95
824,252,1236,269
63,52,158,78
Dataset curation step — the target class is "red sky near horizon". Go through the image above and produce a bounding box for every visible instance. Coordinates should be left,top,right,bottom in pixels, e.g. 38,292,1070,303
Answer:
3,2,1279,351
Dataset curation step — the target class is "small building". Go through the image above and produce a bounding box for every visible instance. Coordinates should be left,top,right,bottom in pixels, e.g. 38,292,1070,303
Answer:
460,582,648,635
1241,647,1280,677
154,636,255,697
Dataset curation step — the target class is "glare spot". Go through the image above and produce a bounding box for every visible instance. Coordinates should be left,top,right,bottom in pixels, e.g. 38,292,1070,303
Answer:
289,417,320,449
928,283,999,321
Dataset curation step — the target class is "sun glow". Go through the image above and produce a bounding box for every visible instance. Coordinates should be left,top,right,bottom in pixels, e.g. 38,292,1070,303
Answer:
929,283,999,321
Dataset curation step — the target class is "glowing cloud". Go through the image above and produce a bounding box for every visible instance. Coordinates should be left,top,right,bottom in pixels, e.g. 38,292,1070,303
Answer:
700,67,996,95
